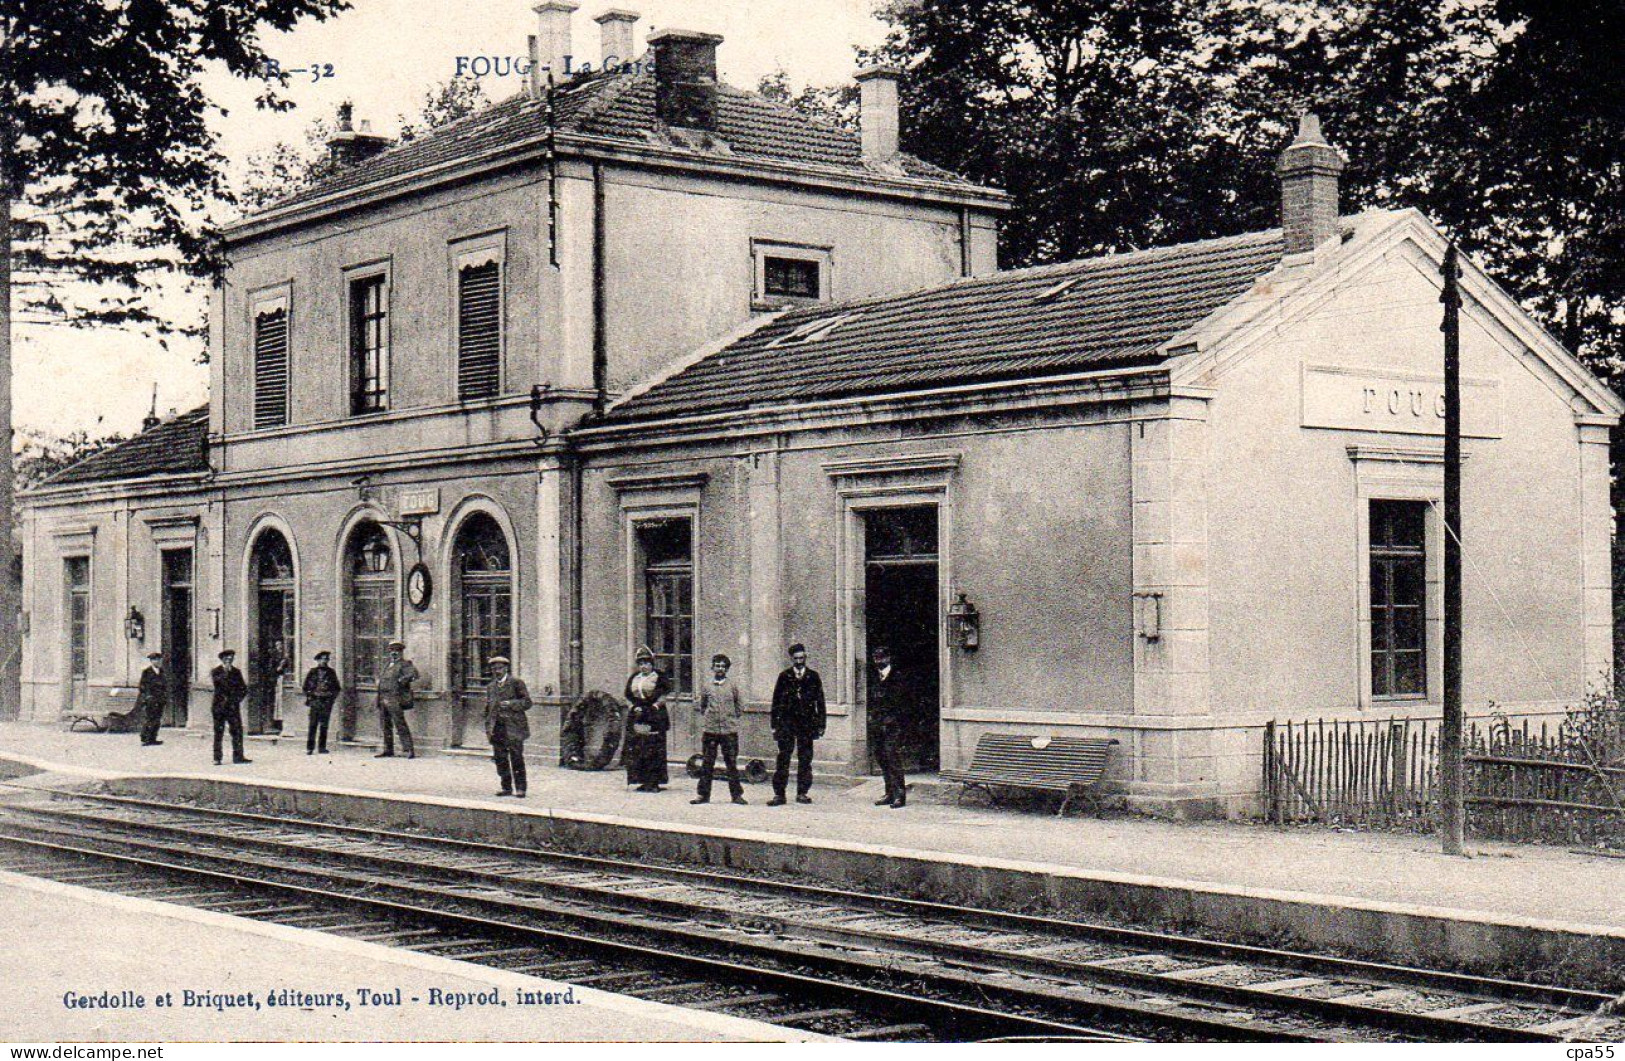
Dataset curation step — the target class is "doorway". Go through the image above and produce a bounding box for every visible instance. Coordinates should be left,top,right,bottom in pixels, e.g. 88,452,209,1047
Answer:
864,506,941,772
160,550,193,727
249,530,296,734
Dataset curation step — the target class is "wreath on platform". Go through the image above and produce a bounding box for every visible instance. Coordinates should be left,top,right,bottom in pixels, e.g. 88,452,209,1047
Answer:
560,690,625,771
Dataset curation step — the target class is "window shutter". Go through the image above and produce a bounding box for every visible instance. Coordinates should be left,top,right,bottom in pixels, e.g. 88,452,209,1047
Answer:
457,261,501,401
253,308,290,429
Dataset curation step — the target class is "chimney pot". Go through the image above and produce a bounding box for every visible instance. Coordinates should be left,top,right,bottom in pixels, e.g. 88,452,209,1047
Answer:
534,0,579,82
855,64,902,163
648,28,723,131
327,107,392,168
594,9,639,68
1275,112,1346,258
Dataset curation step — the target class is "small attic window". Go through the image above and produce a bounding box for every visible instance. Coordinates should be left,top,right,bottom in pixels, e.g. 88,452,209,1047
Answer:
766,312,862,349
1033,276,1082,303
753,240,831,309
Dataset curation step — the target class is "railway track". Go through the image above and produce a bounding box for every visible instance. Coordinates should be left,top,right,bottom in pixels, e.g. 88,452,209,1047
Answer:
0,788,1619,1043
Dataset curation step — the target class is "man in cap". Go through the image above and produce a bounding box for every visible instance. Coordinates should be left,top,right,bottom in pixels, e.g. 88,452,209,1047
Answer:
768,643,826,806
210,649,251,765
375,639,419,758
301,650,342,755
868,644,910,808
483,656,532,798
692,653,746,805
136,650,167,747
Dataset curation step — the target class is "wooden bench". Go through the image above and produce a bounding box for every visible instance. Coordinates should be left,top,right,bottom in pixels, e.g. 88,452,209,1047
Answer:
940,734,1119,817
66,709,136,734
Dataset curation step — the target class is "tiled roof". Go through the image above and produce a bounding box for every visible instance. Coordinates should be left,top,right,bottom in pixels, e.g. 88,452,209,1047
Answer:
600,228,1286,424
253,68,982,218
42,407,210,487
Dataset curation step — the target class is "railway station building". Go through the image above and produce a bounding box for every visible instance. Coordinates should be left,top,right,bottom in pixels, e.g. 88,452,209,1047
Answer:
17,7,1621,817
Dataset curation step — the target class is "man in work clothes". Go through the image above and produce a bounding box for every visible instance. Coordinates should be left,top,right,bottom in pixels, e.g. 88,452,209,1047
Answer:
210,649,251,766
301,650,342,755
868,644,910,808
768,643,826,806
136,650,166,747
483,656,531,798
375,640,418,758
691,654,747,805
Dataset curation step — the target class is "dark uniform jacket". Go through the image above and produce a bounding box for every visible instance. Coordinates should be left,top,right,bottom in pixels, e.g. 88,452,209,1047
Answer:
377,658,420,708
868,666,913,731
210,665,248,716
302,665,342,703
484,675,533,743
136,666,166,714
770,667,827,739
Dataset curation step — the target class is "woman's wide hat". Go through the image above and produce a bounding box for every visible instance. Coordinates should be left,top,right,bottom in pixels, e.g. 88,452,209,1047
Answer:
634,645,655,662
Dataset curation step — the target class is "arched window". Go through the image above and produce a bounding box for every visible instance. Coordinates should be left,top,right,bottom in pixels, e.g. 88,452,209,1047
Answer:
451,513,512,699
345,522,396,689
249,529,296,733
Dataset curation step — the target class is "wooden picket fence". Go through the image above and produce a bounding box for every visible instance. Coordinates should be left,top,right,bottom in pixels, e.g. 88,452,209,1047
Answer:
1263,699,1625,846
1262,717,1439,831
1464,712,1625,846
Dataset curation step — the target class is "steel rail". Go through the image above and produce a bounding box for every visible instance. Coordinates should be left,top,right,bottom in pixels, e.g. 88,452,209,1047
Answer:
0,823,1148,1044
12,798,1587,1043
30,789,1615,1012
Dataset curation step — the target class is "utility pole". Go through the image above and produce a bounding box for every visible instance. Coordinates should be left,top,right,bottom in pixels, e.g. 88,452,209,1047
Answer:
1440,241,1465,856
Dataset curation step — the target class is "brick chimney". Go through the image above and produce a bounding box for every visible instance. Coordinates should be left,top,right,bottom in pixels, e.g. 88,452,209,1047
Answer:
855,65,901,164
1275,113,1346,257
648,28,722,131
534,1,578,80
327,102,392,167
595,8,638,67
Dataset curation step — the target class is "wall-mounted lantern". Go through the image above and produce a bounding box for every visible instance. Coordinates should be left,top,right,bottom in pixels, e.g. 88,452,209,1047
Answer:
124,606,146,642
1133,591,1163,643
948,592,980,650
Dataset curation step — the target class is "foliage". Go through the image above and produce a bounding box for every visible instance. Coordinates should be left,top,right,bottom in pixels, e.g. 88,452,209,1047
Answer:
756,70,858,132
3,0,352,336
237,79,491,213
13,426,130,490
397,78,490,143
852,0,1623,384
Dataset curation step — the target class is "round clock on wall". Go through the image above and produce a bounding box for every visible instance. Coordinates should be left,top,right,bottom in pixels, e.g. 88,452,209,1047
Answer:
407,562,433,611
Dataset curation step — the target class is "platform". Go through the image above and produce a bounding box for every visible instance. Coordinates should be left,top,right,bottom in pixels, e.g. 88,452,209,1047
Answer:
0,870,813,1041
3,721,1623,991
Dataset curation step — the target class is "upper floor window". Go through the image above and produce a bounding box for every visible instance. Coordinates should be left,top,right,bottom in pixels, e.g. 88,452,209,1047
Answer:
753,240,830,309
349,274,389,414
252,304,290,429
457,258,502,401
1370,499,1428,700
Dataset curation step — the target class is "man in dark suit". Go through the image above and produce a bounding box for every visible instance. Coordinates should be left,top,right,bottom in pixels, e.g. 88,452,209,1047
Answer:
483,656,531,798
301,650,342,755
375,640,419,758
768,643,826,806
868,644,910,808
211,649,251,766
136,650,166,746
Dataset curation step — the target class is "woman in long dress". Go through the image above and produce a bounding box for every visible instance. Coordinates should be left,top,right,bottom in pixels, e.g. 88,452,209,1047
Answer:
623,646,672,792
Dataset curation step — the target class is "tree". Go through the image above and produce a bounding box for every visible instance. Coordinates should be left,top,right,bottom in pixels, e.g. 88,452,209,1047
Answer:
872,0,1256,265
238,80,491,211
756,69,858,132
13,426,129,491
397,78,490,143
2,0,351,718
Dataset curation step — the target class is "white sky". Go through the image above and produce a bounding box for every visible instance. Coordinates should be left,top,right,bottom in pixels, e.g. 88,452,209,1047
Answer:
15,0,889,439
